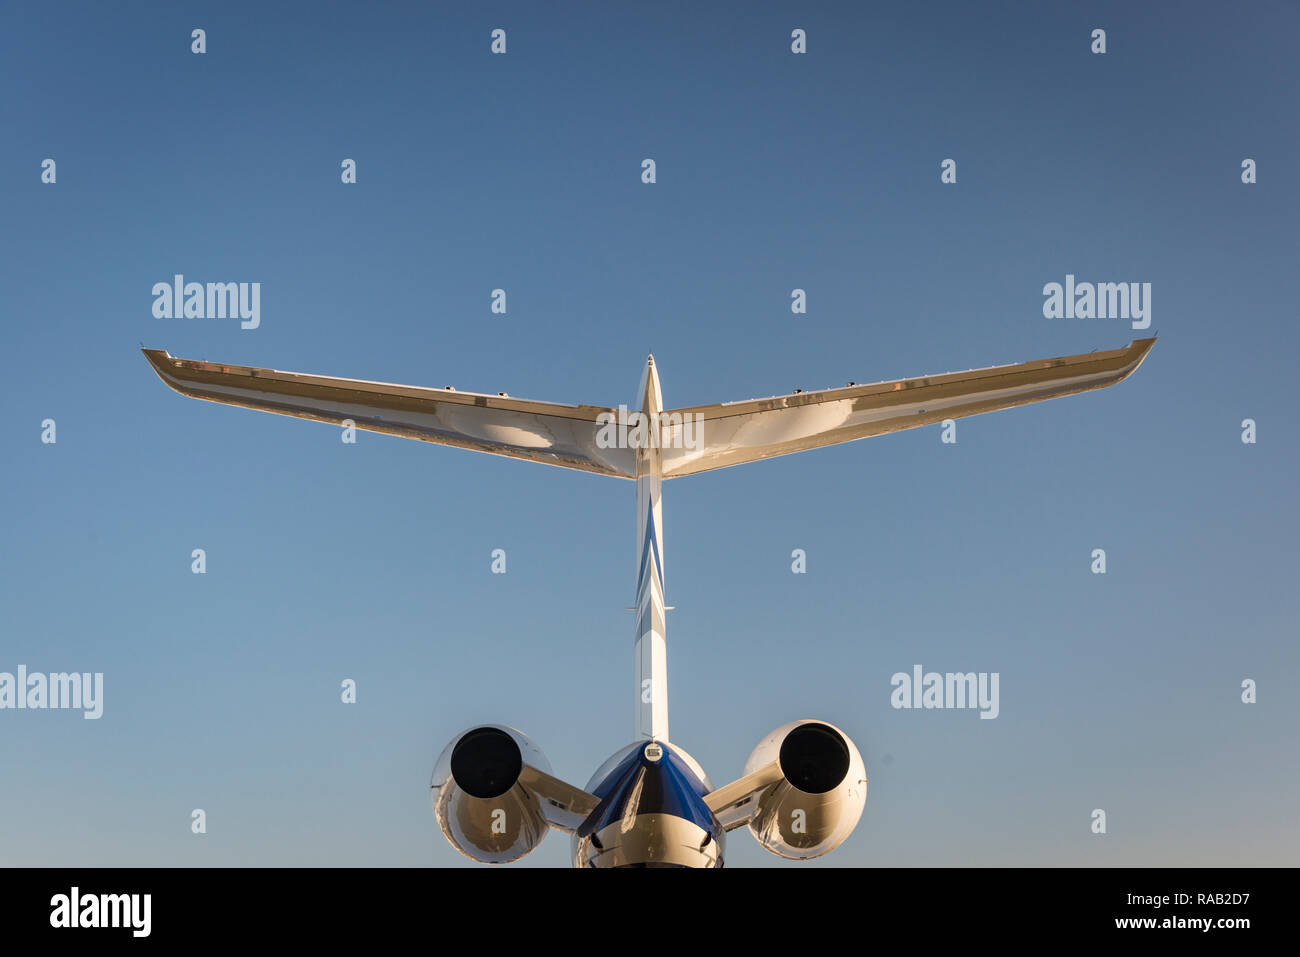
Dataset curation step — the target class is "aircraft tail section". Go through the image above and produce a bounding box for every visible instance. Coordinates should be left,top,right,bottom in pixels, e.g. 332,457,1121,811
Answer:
658,338,1155,477
634,357,669,741
141,349,637,478
144,338,1155,746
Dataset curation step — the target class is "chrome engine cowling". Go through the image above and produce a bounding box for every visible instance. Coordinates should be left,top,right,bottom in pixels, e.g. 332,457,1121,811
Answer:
743,720,868,859
431,724,551,863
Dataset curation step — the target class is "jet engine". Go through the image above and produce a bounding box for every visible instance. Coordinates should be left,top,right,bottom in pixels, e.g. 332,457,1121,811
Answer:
430,724,552,863
742,720,867,859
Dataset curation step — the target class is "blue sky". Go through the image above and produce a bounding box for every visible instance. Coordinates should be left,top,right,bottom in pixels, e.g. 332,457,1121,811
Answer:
1,0,1296,866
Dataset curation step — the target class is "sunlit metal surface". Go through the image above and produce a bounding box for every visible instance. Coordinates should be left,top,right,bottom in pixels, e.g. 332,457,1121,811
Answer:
431,722,569,858
146,338,1154,867
660,338,1156,476
572,740,723,868
142,349,637,478
741,720,869,859
143,338,1154,482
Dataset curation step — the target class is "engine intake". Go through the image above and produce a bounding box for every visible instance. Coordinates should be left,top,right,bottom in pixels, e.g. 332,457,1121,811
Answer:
450,727,524,799
779,722,852,794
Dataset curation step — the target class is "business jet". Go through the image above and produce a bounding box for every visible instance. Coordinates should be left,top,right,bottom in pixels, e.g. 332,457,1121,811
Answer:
144,335,1155,867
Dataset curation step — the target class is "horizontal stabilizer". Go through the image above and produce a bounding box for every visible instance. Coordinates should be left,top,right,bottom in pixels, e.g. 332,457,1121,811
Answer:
144,338,1154,481
659,338,1155,477
142,349,636,478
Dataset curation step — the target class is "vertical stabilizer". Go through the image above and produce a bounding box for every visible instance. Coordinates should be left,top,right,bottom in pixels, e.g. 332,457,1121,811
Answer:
634,356,669,740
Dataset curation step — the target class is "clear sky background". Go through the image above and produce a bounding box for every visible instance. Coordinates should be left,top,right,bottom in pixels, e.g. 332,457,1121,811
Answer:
1,1,1296,867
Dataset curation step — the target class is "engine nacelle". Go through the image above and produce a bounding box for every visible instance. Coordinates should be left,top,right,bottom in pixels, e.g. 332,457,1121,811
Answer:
431,724,551,863
743,720,868,859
